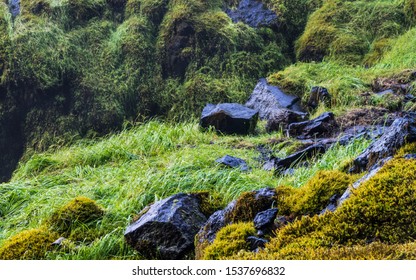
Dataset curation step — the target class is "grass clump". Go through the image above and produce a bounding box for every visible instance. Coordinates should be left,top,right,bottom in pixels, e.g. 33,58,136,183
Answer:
47,196,104,238
201,223,256,260
0,229,58,260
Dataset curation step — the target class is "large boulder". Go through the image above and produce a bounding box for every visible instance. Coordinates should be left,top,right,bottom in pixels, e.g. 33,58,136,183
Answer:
350,115,416,173
245,78,304,120
124,193,207,260
200,103,258,135
226,0,279,29
288,112,338,139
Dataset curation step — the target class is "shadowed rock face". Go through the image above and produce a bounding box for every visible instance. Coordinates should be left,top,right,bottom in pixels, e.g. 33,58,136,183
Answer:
226,0,278,28
124,193,207,260
246,78,304,120
350,114,416,173
200,103,259,135
288,112,338,139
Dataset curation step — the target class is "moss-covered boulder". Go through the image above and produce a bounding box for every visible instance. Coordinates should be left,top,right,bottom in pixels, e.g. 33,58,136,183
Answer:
0,229,58,260
47,196,104,237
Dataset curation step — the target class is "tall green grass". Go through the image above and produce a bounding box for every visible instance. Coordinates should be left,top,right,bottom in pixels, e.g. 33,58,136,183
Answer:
0,121,370,259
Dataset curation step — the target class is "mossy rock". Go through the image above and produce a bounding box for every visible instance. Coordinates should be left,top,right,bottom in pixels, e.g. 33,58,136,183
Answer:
0,229,58,260
201,223,256,260
214,157,416,259
47,196,104,236
225,188,277,223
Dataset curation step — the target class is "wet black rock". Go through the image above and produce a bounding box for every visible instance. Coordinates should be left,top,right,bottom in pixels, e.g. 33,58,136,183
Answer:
266,109,307,132
216,155,249,171
245,78,304,120
247,236,268,251
308,86,331,109
226,0,278,28
254,208,278,236
350,115,416,173
124,193,207,260
288,112,337,139
274,144,327,173
404,154,416,160
200,103,259,135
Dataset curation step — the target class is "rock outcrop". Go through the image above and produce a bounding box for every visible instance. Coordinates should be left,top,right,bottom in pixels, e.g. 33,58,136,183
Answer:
124,193,207,260
200,103,259,135
245,78,304,120
226,0,279,29
349,114,416,173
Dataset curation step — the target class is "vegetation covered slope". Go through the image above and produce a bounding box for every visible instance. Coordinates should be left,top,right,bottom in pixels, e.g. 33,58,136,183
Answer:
1,0,416,259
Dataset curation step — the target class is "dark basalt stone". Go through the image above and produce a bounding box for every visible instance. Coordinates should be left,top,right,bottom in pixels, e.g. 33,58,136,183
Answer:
266,109,307,132
308,86,331,109
288,112,337,139
124,193,207,260
254,208,278,236
274,144,327,173
200,103,259,135
226,0,279,29
349,115,416,173
216,155,249,171
247,236,268,251
246,78,305,120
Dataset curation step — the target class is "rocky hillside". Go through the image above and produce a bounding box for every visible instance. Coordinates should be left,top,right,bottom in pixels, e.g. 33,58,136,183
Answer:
1,0,416,260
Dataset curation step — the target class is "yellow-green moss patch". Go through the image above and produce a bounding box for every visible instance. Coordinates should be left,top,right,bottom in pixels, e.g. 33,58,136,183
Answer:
201,223,256,260
0,229,58,260
47,196,104,236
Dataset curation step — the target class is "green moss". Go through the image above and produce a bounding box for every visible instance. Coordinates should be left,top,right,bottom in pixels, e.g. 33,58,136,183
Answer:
47,196,104,237
296,0,408,64
201,223,256,260
213,157,416,260
0,229,58,260
192,191,223,218
288,170,355,216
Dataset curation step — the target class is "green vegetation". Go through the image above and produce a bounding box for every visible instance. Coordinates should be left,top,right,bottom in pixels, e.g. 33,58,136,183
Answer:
0,229,58,260
2,0,416,260
207,156,416,260
201,223,256,260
